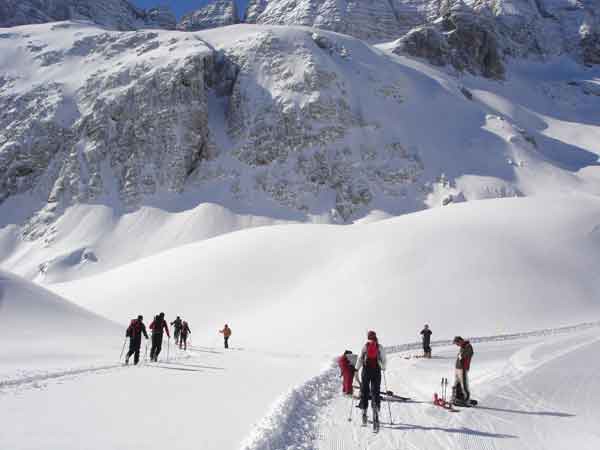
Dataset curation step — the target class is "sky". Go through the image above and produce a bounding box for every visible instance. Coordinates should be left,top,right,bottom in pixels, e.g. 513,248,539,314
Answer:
132,1,249,19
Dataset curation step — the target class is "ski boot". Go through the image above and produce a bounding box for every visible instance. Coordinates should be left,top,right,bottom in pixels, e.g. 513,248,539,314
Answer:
361,409,368,427
125,356,130,365
372,407,380,433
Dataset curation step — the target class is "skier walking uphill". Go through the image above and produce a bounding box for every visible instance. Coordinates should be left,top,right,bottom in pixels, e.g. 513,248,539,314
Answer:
338,350,357,396
452,336,474,406
149,313,170,362
125,315,148,365
179,321,191,350
420,324,432,358
219,324,232,349
356,330,386,433
171,316,182,345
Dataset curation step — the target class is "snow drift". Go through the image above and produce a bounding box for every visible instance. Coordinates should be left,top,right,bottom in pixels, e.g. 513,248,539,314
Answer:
0,269,120,380
52,195,600,353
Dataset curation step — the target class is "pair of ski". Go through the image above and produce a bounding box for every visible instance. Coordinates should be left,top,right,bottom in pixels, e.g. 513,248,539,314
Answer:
352,385,411,402
433,377,477,412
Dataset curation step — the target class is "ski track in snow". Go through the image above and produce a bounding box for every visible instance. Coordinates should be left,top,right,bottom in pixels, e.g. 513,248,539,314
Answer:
0,346,192,392
240,320,600,450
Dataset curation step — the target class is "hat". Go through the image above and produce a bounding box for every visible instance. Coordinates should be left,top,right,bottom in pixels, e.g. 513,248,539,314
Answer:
453,336,463,344
159,312,165,317
137,315,143,320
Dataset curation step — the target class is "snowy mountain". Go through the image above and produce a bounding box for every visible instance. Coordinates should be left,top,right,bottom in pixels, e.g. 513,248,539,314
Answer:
1,21,599,281
0,0,176,30
178,0,239,31
244,0,600,70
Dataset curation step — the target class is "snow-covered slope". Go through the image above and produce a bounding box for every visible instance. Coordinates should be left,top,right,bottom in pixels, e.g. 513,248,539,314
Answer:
51,195,600,353
0,0,176,30
0,269,119,380
2,22,600,283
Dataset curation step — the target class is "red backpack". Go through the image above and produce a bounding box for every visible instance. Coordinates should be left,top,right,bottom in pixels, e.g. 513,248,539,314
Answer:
366,341,379,368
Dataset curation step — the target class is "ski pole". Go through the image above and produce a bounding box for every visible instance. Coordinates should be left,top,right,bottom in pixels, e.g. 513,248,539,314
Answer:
119,337,127,362
442,377,445,402
167,337,171,361
383,372,393,425
347,393,354,422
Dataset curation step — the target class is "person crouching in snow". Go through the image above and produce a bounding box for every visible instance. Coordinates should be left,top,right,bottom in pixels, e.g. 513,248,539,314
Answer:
338,350,357,396
356,330,386,432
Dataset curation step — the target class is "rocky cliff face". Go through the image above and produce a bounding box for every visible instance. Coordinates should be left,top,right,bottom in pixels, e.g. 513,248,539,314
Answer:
242,0,600,74
0,0,176,30
178,0,239,31
392,7,506,79
1,22,598,239
244,0,428,42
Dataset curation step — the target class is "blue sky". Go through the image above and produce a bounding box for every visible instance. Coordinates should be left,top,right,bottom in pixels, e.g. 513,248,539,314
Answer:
132,1,249,19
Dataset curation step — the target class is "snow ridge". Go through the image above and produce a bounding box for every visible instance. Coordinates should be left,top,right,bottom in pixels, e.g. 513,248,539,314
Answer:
241,364,339,450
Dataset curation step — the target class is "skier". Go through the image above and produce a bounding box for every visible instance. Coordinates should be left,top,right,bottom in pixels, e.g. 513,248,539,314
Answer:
179,320,191,350
420,324,432,358
149,312,170,362
125,315,148,365
219,324,232,349
452,336,474,406
338,350,357,396
356,330,386,433
171,316,183,345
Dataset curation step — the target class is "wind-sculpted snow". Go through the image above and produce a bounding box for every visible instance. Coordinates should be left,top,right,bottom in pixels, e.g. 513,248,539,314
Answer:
0,0,176,30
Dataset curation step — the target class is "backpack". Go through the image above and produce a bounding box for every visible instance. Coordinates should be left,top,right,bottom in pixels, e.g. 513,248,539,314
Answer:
366,341,379,368
126,320,135,337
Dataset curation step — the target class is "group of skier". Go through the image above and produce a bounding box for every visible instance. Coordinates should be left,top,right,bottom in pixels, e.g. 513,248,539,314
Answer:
123,314,232,365
338,325,474,433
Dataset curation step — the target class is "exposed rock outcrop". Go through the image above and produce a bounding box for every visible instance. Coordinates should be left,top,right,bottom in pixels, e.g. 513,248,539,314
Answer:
392,10,505,79
178,0,239,32
0,0,176,30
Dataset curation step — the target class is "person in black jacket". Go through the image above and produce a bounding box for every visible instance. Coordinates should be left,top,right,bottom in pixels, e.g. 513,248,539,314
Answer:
179,321,191,350
171,316,182,345
149,312,170,362
420,324,432,358
125,315,148,365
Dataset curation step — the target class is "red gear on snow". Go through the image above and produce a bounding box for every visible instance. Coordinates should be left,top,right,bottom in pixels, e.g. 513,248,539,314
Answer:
338,355,354,395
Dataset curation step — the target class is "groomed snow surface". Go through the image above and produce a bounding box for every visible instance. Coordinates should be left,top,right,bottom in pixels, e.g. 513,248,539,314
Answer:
2,195,600,449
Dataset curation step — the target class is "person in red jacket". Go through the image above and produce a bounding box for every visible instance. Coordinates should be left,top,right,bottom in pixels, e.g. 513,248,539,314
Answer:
452,336,474,405
149,312,170,362
338,350,357,395
125,315,148,365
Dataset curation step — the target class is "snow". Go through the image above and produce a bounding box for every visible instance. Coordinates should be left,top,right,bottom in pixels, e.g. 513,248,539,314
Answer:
0,269,120,381
1,13,600,450
2,195,600,449
316,324,600,450
50,195,600,354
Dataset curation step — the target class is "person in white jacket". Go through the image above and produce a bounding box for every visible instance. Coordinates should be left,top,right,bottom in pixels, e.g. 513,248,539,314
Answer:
355,330,387,431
